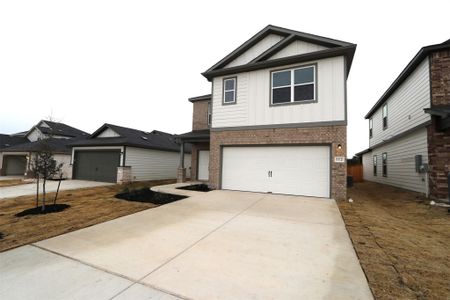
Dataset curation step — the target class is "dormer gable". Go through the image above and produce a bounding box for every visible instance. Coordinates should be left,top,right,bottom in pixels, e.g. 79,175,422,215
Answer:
95,127,121,138
202,25,356,81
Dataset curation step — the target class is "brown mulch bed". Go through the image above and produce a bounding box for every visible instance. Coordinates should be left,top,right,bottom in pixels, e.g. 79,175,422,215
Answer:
338,181,450,300
0,179,175,252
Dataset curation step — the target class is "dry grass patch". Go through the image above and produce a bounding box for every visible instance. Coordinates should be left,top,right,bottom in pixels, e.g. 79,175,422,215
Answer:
0,179,30,188
0,179,175,252
338,182,450,300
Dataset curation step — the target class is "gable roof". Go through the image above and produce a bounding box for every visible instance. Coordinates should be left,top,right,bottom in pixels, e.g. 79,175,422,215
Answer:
365,39,450,119
202,25,356,81
0,138,74,154
71,123,191,153
0,134,28,150
26,120,89,139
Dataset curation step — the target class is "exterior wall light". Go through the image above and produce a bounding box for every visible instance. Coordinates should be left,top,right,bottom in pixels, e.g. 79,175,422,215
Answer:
337,144,342,150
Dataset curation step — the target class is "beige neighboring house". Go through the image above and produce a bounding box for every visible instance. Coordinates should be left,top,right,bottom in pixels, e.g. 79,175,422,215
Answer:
357,39,450,201
69,123,191,183
177,25,356,200
0,120,88,178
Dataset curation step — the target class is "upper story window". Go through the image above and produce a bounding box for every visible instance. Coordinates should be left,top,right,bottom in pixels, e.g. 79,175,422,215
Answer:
207,102,212,126
382,152,387,177
382,104,388,130
373,155,377,176
223,78,237,104
271,65,316,105
369,118,373,138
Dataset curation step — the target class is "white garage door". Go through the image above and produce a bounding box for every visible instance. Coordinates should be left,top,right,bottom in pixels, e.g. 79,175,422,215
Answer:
198,150,210,181
222,146,330,197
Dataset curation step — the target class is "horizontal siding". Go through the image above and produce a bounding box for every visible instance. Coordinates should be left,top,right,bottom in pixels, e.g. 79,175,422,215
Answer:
269,40,328,60
225,34,284,68
126,147,191,181
362,127,428,194
212,56,345,128
54,154,72,179
370,59,431,147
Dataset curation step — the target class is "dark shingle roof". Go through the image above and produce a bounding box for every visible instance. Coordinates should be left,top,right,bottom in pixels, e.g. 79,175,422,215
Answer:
0,134,29,150
70,123,191,153
0,138,73,154
29,120,89,138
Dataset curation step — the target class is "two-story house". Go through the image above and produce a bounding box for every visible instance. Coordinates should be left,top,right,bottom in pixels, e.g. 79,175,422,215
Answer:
178,25,356,200
357,39,450,200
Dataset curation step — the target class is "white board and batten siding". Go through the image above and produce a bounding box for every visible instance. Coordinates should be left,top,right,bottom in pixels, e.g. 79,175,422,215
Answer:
125,147,191,181
362,127,428,194
269,40,328,60
97,128,120,138
225,34,284,68
369,59,431,147
212,56,346,128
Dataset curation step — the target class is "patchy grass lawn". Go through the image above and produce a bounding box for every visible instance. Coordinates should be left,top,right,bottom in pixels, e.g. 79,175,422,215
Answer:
0,179,29,188
338,181,450,300
0,179,175,252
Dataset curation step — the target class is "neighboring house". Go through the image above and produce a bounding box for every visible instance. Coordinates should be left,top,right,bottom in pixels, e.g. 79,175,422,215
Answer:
177,25,356,200
0,120,88,177
357,39,450,200
70,123,191,183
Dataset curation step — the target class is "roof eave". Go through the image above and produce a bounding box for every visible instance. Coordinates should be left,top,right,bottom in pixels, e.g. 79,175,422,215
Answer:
202,45,356,81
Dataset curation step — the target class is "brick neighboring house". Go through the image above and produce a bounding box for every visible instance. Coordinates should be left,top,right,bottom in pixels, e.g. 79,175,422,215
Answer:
177,25,356,200
357,39,450,201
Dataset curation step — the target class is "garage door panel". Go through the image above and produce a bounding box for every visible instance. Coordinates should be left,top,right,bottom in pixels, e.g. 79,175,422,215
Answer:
4,156,27,176
222,146,330,198
74,151,120,183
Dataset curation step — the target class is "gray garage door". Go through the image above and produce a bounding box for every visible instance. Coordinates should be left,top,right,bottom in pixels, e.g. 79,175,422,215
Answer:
73,150,121,183
3,155,27,176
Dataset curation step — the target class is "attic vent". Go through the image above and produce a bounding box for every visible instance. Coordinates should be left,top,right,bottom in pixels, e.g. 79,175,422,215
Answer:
4,143,10,147
58,129,63,132
141,136,148,140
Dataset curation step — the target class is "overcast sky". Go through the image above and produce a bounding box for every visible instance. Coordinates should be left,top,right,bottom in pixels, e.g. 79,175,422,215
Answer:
1,0,448,157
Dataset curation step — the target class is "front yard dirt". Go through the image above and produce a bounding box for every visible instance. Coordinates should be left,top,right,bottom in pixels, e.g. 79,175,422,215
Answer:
0,179,29,188
338,181,450,300
0,179,175,252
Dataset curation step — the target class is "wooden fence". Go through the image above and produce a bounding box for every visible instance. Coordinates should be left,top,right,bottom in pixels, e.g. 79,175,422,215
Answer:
347,164,363,183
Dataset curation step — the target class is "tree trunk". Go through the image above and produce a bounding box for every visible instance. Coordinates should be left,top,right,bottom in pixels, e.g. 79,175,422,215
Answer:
35,177,39,208
54,174,62,205
41,178,46,212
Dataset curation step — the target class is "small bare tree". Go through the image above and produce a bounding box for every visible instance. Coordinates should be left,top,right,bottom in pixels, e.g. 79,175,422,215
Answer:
30,138,63,211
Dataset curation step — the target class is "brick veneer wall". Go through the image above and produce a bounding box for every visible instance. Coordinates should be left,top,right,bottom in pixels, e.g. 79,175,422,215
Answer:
209,125,347,200
193,101,210,131
428,49,450,200
190,142,210,181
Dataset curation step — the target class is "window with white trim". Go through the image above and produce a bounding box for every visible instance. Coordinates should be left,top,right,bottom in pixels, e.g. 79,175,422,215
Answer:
369,118,373,138
382,104,388,130
373,155,377,176
382,152,387,177
223,78,236,104
271,65,316,105
207,102,212,126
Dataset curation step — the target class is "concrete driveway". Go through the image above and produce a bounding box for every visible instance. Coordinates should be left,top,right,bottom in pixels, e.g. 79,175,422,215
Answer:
0,180,113,199
0,190,373,299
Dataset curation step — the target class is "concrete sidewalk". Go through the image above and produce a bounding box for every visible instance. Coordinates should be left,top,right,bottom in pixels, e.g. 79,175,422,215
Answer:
0,190,373,299
0,180,113,199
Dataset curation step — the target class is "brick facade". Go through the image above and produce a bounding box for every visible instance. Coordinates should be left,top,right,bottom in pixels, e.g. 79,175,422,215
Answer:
192,101,210,131
428,49,450,200
209,125,347,200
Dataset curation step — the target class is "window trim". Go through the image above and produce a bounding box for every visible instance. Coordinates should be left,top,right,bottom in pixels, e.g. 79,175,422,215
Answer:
373,155,377,176
207,101,212,127
222,77,237,105
382,152,387,177
382,104,388,130
270,63,318,106
369,118,373,139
